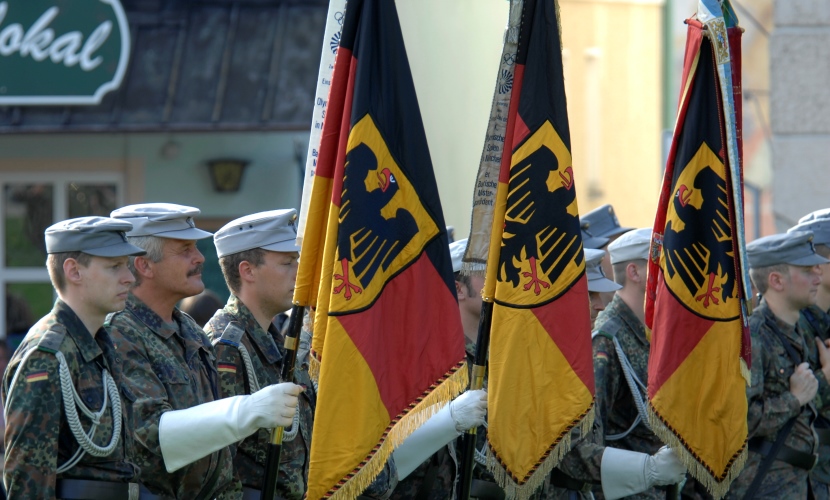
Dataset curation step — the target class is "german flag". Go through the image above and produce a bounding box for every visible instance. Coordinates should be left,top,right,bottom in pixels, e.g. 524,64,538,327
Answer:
483,0,594,495
644,6,749,498
298,0,467,497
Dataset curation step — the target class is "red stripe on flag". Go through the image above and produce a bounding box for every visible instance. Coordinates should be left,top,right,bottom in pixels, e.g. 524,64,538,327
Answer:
648,273,715,396
316,47,354,181
331,55,358,208
336,252,465,418
530,274,594,391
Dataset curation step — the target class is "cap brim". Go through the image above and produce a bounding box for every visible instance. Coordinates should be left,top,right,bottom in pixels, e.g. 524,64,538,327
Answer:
588,277,622,293
151,227,214,240
789,253,830,266
602,226,634,239
261,240,302,253
583,235,610,249
84,242,147,257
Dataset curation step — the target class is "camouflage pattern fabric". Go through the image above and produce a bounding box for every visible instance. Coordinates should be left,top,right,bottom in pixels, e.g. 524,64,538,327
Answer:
204,296,398,499
592,294,666,500
727,301,823,498
107,294,236,499
799,303,830,499
2,300,138,498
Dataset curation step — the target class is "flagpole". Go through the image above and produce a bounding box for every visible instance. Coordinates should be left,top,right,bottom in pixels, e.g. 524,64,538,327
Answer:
457,300,495,500
261,304,305,499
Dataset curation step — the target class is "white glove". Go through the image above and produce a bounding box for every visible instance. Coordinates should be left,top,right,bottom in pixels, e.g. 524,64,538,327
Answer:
600,446,686,500
392,404,460,480
159,383,301,473
449,389,487,432
239,383,301,430
647,446,686,486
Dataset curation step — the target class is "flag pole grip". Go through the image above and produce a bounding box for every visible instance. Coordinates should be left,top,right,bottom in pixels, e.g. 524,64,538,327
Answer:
261,304,305,499
458,300,494,500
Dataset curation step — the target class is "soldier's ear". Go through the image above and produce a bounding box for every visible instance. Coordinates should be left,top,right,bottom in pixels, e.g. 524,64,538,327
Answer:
238,261,256,284
63,258,83,286
455,280,467,301
132,256,154,279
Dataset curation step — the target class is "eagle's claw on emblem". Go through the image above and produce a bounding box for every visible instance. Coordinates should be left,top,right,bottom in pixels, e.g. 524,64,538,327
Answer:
333,258,362,300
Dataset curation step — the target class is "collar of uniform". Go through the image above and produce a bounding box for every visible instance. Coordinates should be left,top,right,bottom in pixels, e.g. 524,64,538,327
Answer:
760,300,805,349
172,307,215,360
125,294,176,340
465,337,477,360
53,299,104,363
608,294,649,345
225,295,283,365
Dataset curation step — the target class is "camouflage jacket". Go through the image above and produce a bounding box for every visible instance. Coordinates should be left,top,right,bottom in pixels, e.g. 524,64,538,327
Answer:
205,297,397,499
800,304,830,488
592,294,663,500
204,296,315,499
106,294,236,499
2,300,138,499
727,301,827,498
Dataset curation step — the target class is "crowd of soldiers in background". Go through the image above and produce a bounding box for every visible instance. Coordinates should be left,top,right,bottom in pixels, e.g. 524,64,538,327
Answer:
0,201,827,500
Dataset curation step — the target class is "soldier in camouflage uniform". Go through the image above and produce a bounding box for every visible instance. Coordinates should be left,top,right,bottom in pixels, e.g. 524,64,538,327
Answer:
548,246,686,500
107,204,300,499
3,217,146,499
728,231,830,498
791,211,830,499
204,209,398,499
592,228,690,499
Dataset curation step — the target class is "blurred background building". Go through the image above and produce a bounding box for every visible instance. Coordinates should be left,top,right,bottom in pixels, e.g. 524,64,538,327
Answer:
0,0,808,342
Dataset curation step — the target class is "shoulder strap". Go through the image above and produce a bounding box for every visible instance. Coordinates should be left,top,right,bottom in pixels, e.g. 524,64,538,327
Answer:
216,322,260,394
37,328,66,353
592,319,622,341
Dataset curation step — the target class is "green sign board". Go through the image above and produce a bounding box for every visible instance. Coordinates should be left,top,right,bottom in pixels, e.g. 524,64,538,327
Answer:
0,0,130,105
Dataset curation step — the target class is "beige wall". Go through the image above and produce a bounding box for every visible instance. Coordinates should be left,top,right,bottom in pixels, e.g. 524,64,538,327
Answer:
397,0,664,239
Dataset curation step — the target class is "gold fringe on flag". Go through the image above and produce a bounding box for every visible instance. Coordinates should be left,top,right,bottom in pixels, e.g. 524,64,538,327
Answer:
647,402,747,500
322,361,469,499
486,402,595,500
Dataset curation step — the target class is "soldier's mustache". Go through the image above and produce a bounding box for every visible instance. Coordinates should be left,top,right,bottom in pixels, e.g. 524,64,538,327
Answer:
187,265,203,277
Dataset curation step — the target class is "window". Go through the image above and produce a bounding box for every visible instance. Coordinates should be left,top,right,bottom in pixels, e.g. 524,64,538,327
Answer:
0,173,122,347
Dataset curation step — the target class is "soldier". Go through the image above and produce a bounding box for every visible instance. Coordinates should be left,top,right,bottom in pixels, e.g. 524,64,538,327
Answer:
591,227,686,499
205,209,400,498
549,245,685,500
728,231,830,498
790,211,830,499
3,217,146,498
107,203,301,499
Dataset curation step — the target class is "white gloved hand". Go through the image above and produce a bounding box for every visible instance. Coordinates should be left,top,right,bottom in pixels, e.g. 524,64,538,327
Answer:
238,383,302,431
449,389,487,432
159,382,302,473
600,446,686,500
646,446,686,486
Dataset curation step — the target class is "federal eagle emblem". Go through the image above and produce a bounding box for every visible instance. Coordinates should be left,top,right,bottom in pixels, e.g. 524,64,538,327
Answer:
330,114,439,313
661,142,739,321
495,120,584,307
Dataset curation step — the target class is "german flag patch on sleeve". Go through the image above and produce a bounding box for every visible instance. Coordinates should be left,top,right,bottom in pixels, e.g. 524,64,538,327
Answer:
217,363,237,374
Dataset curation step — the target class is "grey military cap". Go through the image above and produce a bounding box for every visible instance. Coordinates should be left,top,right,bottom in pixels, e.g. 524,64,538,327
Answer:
110,203,213,240
585,248,621,293
790,208,830,247
448,238,485,274
747,231,829,268
214,209,301,258
580,204,632,249
608,227,652,264
45,217,146,257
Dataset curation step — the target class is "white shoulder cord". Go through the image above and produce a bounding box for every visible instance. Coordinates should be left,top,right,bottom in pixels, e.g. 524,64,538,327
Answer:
605,335,651,442
214,337,300,441
55,351,122,473
5,348,122,474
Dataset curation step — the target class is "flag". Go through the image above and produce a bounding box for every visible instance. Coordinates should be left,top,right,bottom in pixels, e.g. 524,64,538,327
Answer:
483,0,594,496
299,0,468,497
645,2,749,497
